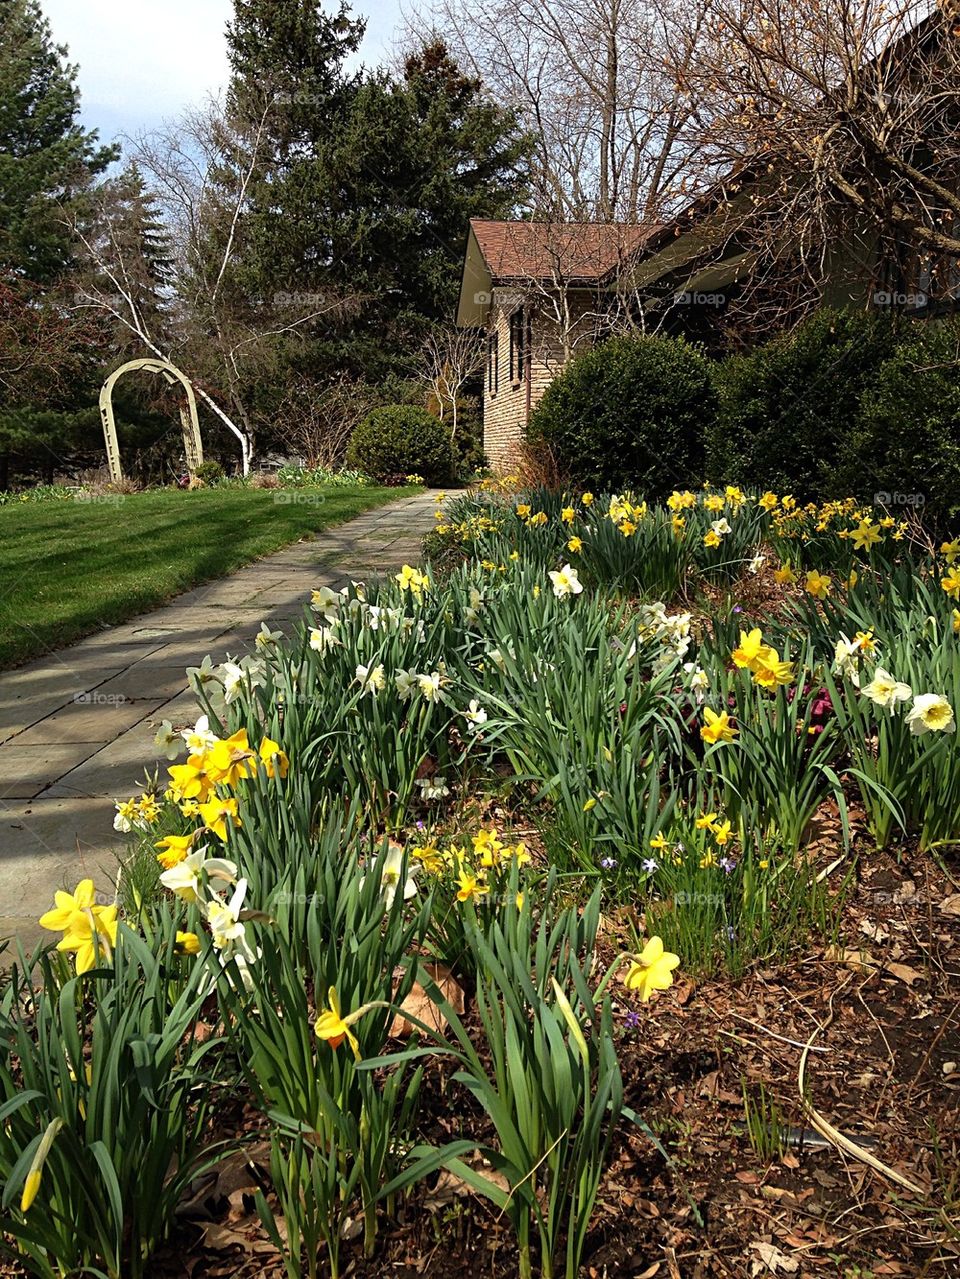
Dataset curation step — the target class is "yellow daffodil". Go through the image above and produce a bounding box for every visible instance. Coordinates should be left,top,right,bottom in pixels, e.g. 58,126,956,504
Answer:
198,797,241,841
582,492,594,506
20,1117,63,1214
205,729,255,787
258,737,289,779
649,833,669,851
758,491,778,511
38,880,118,974
515,503,531,518
773,561,797,585
941,539,960,564
175,931,201,954
732,628,764,670
622,936,680,1002
804,569,832,600
851,521,881,551
456,869,488,903
695,812,717,830
154,832,196,869
941,567,960,598
567,536,583,553
703,529,721,548
314,986,361,1060
561,506,575,524
701,707,738,744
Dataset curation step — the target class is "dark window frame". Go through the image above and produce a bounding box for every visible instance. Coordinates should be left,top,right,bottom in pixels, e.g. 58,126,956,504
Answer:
509,306,526,385
487,331,499,396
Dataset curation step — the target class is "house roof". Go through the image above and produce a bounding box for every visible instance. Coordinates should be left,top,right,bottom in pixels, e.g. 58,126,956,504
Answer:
456,218,661,325
469,219,659,283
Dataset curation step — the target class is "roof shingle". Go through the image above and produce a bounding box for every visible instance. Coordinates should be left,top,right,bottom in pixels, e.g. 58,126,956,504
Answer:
470,219,660,283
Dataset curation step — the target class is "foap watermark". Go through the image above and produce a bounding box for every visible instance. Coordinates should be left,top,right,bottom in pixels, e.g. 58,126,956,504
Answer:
273,290,331,308
74,491,126,507
873,289,927,309
273,491,326,506
674,891,725,906
672,290,726,308
73,690,128,707
874,490,925,508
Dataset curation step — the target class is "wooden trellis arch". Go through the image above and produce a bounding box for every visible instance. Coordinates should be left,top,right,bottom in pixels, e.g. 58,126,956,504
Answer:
99,358,204,483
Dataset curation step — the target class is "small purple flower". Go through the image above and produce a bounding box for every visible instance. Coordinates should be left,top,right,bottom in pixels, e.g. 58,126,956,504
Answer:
600,856,618,871
725,925,736,942
624,1010,641,1030
416,820,425,831
720,856,737,874
732,605,742,614
641,857,659,874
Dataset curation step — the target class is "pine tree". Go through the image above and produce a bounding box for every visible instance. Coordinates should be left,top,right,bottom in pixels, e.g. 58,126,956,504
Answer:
0,0,117,281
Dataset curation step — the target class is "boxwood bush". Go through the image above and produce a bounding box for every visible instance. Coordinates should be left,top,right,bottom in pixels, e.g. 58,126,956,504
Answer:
846,318,960,527
527,335,715,498
707,309,898,501
346,405,454,484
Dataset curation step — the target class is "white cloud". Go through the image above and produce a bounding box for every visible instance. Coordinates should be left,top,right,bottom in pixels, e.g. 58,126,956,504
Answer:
44,0,233,135
42,0,404,141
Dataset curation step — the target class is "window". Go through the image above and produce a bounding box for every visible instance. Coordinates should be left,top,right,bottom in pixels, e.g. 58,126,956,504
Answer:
487,332,498,395
509,307,526,384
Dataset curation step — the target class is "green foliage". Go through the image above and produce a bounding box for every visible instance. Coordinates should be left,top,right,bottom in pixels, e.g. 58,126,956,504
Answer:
192,459,225,484
848,318,960,527
222,12,530,388
0,920,226,1279
346,405,455,484
708,309,898,501
0,0,117,280
528,335,715,498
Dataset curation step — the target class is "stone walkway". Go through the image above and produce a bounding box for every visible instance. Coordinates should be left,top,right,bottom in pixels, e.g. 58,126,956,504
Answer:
0,489,439,947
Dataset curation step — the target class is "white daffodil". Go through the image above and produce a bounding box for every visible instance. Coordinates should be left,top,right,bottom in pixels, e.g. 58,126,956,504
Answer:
185,654,220,692
309,625,340,653
548,563,583,599
417,671,443,703
683,662,709,702
860,667,912,713
747,553,766,575
153,720,181,761
464,587,484,624
159,849,237,904
311,586,340,621
710,518,732,537
394,668,418,700
464,699,488,730
220,661,246,704
255,622,284,651
906,693,955,735
181,713,218,754
833,634,863,684
204,879,257,962
361,842,419,911
355,663,385,696
417,775,450,801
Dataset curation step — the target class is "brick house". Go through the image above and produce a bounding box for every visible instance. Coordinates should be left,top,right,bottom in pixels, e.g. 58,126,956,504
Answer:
456,220,657,470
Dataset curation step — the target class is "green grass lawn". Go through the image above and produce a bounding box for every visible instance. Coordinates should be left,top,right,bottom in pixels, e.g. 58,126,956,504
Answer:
0,485,413,669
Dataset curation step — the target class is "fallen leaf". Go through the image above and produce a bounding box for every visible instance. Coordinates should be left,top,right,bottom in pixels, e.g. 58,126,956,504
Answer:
390,963,465,1038
886,962,925,986
824,943,876,973
750,1240,800,1274
940,894,960,916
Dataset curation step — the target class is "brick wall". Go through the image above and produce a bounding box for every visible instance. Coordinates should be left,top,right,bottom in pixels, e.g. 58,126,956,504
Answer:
482,290,603,472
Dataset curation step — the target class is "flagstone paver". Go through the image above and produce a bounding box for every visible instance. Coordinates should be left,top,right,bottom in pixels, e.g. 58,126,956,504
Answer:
0,489,440,950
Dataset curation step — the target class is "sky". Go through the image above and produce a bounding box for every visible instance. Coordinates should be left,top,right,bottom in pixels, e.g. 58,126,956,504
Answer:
43,0,407,146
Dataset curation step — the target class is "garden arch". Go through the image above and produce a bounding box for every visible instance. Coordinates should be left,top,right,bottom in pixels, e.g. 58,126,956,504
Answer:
99,358,204,483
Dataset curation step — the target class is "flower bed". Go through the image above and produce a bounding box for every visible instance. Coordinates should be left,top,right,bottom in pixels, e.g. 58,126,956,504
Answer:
3,481,959,1278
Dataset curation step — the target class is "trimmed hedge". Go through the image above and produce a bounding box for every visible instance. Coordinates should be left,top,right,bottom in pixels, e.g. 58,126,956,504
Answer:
527,335,715,498
707,309,899,501
346,404,454,484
